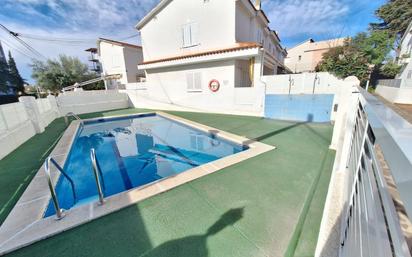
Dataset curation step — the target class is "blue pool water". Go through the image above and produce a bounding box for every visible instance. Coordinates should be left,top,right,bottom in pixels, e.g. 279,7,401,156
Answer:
265,94,334,122
44,114,246,217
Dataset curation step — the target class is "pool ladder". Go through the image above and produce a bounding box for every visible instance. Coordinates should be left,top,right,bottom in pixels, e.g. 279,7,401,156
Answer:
64,112,83,126
44,148,105,220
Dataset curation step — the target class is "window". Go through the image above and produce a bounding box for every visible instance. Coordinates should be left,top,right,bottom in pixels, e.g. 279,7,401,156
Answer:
182,23,198,48
298,55,302,61
186,72,202,91
235,60,252,88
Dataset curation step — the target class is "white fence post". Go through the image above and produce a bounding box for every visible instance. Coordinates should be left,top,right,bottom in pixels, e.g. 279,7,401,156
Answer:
19,96,45,133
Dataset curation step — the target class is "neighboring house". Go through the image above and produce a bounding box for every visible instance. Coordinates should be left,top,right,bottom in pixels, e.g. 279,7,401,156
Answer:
285,38,346,73
397,20,412,84
86,38,145,90
136,0,288,97
375,21,412,104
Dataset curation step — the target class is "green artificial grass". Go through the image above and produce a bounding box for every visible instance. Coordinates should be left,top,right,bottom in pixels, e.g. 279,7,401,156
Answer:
0,109,335,257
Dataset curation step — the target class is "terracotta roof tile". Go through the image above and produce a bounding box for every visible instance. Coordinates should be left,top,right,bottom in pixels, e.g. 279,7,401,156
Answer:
140,42,261,65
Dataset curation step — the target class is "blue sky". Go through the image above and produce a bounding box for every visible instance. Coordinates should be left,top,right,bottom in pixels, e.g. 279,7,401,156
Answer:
0,0,385,84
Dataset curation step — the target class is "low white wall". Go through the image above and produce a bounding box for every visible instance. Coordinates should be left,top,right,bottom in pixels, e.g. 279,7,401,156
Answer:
0,101,38,160
263,72,346,95
57,90,129,115
375,85,412,104
263,72,357,123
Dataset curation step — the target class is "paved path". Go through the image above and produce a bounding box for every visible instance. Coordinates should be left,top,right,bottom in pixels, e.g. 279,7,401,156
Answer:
373,94,412,124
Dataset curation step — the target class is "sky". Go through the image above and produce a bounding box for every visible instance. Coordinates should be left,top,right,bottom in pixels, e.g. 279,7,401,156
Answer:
0,0,386,84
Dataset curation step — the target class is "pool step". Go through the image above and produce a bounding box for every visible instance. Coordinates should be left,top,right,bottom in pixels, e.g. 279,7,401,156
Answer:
73,195,99,208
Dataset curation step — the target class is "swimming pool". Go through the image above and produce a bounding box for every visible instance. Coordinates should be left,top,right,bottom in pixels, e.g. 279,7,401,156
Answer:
44,113,247,217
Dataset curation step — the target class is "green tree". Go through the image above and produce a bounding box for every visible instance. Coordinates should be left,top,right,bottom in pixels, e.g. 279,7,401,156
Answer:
0,58,10,93
371,0,412,40
317,43,370,83
31,55,96,92
379,60,402,78
7,51,25,94
350,31,394,65
317,31,393,84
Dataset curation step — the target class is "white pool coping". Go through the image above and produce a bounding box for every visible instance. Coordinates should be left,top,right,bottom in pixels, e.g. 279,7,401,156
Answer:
0,111,275,255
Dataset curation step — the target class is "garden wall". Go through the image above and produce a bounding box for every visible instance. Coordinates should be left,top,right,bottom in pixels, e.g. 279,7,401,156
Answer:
57,90,129,115
0,95,60,160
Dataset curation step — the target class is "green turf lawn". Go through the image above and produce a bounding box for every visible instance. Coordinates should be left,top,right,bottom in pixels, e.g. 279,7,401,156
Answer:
1,109,335,257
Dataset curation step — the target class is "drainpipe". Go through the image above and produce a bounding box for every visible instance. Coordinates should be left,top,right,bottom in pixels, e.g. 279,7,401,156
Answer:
259,48,267,117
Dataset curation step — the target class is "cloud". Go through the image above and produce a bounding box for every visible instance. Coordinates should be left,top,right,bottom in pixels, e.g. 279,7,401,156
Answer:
0,0,161,83
0,0,384,82
262,0,349,40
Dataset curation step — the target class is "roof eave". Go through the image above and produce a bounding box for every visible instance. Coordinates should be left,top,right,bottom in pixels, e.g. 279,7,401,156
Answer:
135,0,172,30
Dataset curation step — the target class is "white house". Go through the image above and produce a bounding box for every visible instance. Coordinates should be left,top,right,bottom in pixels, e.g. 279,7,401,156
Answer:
96,38,145,89
131,0,288,116
285,38,346,73
397,20,412,84
375,21,412,104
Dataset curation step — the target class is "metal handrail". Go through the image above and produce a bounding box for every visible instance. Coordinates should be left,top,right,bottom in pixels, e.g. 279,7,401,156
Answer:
44,157,77,219
90,148,105,205
312,73,319,94
64,112,83,126
288,75,294,95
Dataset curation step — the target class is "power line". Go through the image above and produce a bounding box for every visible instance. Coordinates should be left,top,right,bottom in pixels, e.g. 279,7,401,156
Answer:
18,32,139,43
0,24,47,60
0,37,38,60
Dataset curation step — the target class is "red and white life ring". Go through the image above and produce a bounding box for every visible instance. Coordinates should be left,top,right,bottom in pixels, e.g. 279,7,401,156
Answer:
208,79,220,92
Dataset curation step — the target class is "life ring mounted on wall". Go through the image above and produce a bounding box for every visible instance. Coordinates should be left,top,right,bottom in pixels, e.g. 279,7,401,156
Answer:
208,79,220,92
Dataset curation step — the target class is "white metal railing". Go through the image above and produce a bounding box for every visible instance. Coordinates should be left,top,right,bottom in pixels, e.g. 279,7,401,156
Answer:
339,89,412,257
61,74,122,92
64,112,83,126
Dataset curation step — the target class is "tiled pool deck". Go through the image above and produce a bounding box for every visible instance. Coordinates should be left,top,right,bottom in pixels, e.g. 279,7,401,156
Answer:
0,108,335,257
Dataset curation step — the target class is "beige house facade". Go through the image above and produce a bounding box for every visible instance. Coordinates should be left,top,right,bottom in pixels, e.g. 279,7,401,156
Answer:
285,38,346,73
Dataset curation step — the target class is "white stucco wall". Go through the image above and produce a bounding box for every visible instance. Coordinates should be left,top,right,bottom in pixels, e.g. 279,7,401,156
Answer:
399,24,412,65
0,102,36,160
0,96,61,160
398,59,412,81
125,59,265,116
140,0,236,61
263,72,359,124
57,90,129,115
99,41,144,87
376,85,412,104
235,1,285,63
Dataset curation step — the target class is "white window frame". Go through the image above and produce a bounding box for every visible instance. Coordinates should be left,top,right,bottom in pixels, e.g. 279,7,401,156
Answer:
186,72,202,92
182,22,199,48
